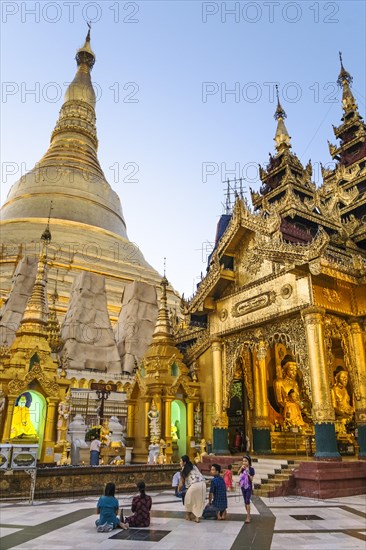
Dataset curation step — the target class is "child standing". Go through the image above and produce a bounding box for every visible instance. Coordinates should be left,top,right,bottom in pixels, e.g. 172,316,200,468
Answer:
95,482,128,532
238,455,255,524
223,464,233,491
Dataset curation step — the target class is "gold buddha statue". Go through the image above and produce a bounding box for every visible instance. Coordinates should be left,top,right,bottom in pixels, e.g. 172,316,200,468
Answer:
274,355,301,411
10,392,38,439
331,367,354,421
283,389,308,432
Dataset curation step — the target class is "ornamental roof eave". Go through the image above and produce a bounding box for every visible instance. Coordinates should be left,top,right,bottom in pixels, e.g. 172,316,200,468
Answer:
186,200,283,313
333,115,365,139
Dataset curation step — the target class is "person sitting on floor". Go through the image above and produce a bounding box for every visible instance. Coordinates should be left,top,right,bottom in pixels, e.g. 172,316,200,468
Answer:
95,482,128,532
125,481,152,528
172,470,187,503
203,463,228,520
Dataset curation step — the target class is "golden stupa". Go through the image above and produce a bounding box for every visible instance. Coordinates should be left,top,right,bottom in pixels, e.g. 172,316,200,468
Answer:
0,30,180,367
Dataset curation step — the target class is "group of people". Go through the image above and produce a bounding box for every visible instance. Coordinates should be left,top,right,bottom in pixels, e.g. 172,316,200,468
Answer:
95,454,254,533
174,454,254,524
95,481,152,532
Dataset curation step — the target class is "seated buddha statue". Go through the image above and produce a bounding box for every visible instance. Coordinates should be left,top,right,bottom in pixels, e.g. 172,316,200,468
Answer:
10,392,38,439
283,389,308,431
274,355,301,411
331,367,354,421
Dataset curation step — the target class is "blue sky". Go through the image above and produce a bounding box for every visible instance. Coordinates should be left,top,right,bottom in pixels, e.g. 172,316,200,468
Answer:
1,1,365,297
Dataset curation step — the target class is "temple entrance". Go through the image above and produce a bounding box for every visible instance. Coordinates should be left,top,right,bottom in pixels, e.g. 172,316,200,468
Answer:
227,379,248,454
171,400,186,458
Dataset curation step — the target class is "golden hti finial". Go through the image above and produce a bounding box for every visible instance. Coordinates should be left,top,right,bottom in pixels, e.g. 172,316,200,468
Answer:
274,85,291,153
337,52,358,114
76,22,95,69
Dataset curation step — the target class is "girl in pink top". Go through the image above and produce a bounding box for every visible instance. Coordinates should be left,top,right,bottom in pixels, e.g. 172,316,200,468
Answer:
223,464,233,491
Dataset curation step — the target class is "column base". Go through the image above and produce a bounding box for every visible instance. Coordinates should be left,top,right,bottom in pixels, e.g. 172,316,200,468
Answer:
357,424,366,458
314,422,340,459
212,428,229,455
253,428,271,454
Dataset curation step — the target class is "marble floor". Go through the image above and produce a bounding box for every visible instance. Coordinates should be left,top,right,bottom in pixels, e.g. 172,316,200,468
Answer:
0,489,365,550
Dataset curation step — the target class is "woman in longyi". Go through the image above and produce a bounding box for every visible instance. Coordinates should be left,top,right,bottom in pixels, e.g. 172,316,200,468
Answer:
10,392,37,438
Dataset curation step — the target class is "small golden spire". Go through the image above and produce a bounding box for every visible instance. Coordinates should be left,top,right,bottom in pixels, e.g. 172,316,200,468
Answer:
20,228,50,334
152,274,174,343
48,270,63,353
337,52,358,114
274,85,291,152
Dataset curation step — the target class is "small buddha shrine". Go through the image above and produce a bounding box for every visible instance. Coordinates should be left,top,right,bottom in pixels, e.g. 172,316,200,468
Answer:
0,227,70,463
125,275,200,463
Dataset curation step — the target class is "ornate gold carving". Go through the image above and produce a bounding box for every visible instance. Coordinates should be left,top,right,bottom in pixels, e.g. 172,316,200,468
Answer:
212,412,229,429
280,284,293,299
312,402,336,423
184,329,210,365
254,227,329,266
232,291,276,318
322,288,341,304
8,364,59,396
169,375,197,398
219,309,228,322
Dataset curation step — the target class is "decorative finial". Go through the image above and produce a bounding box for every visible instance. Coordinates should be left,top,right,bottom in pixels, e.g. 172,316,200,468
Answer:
163,257,166,277
76,24,95,69
41,201,53,244
273,84,291,152
52,269,59,302
274,85,287,120
336,52,357,114
337,51,353,86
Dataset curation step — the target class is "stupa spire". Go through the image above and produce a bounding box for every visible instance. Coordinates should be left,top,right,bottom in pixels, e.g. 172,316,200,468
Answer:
337,52,358,114
1,27,128,238
274,85,292,153
48,270,63,353
19,228,50,336
152,273,174,344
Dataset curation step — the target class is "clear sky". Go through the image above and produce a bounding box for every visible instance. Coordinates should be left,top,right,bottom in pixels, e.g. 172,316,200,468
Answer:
1,1,365,297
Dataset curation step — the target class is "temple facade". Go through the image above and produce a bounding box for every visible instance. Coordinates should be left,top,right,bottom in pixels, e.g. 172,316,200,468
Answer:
174,58,366,460
0,32,364,465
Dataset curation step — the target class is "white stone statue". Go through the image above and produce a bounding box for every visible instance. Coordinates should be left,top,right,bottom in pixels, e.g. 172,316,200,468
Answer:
194,403,202,438
57,393,70,444
147,442,160,464
147,399,161,443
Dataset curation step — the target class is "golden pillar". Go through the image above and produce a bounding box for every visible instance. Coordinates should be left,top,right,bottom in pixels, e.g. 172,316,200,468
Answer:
164,397,173,463
2,396,15,441
126,401,136,439
349,318,366,458
186,399,195,459
187,400,194,439
41,397,58,463
164,398,172,439
211,338,229,454
302,307,339,458
252,341,271,453
144,401,150,439
212,338,223,421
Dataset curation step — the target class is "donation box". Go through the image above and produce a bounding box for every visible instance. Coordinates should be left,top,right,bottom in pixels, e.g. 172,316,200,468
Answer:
10,444,38,469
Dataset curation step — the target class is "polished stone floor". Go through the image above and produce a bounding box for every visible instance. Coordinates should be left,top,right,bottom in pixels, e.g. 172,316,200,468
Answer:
0,489,365,549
